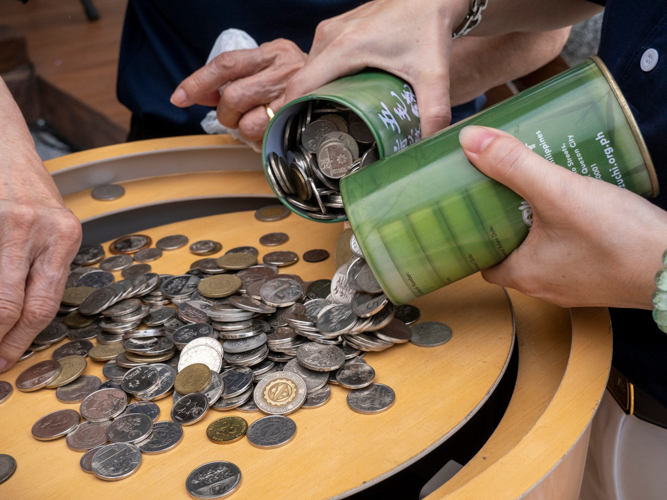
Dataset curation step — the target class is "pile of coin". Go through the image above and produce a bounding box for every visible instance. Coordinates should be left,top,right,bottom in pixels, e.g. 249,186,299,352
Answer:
266,101,379,220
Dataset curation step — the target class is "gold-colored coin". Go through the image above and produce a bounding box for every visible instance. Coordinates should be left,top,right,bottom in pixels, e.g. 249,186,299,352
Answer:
174,363,212,394
216,253,257,271
124,351,175,363
61,287,97,306
206,416,248,444
45,355,87,388
263,378,298,407
198,275,242,298
335,228,354,269
64,311,97,329
89,343,125,361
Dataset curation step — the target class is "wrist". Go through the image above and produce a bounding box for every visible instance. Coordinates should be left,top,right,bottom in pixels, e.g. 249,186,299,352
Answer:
439,0,474,34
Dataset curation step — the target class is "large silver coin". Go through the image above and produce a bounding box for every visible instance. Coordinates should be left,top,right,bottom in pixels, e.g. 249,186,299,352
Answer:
103,360,128,381
121,365,160,394
66,421,112,451
283,358,328,393
80,388,127,422
79,286,117,316
223,333,267,354
171,392,209,425
336,362,375,389
33,321,69,345
316,304,356,336
178,344,223,373
100,254,133,272
347,383,396,414
144,307,176,326
229,295,275,314
124,401,161,422
330,263,355,304
134,247,163,262
106,413,153,443
31,409,80,441
136,364,176,401
220,367,253,398
259,278,303,307
73,244,105,265
0,454,17,485
136,421,183,454
91,442,142,481
92,184,125,201
156,234,189,250
56,375,101,403
68,323,101,341
183,337,224,357
52,340,93,360
80,447,101,474
410,322,453,347
79,270,115,289
302,385,331,409
246,415,296,449
174,323,215,345
351,292,388,318
186,461,242,499
296,343,345,372
15,359,61,392
160,275,201,298
0,381,13,404
302,119,337,152
254,371,307,416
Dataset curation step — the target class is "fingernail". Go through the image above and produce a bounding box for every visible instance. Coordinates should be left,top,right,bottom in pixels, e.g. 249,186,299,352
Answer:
170,88,188,106
459,126,497,154
0,358,7,373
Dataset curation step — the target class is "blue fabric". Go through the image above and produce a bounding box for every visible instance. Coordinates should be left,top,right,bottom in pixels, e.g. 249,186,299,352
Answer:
117,0,484,134
595,0,667,407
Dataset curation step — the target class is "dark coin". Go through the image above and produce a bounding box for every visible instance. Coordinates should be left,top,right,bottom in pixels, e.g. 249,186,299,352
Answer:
78,271,115,289
121,263,152,279
52,340,93,360
91,184,125,201
99,254,133,272
225,246,259,256
0,454,17,485
303,249,330,263
34,321,69,345
73,244,105,265
306,279,331,299
263,251,299,267
394,304,421,325
259,232,289,247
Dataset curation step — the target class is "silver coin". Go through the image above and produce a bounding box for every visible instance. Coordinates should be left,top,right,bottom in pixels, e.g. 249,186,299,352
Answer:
336,362,375,389
133,247,163,262
259,278,303,307
410,322,453,347
186,461,242,499
302,385,331,408
92,184,125,201
102,361,128,383
190,240,221,255
254,371,307,415
302,119,338,152
99,255,131,272
225,246,259,256
160,275,201,298
80,388,127,422
247,415,296,448
223,334,267,354
156,234,189,250
121,365,160,394
106,413,153,443
68,323,101,341
79,287,117,316
283,358,328,393
171,392,209,425
237,397,259,412
31,409,80,441
33,321,69,345
296,343,345,372
91,442,142,481
0,381,13,404
136,421,183,454
0,454,17,485
174,323,214,345
178,302,211,324
124,401,161,421
220,367,253,398
15,359,61,391
317,140,353,178
80,447,101,474
56,375,101,403
229,295,275,314
316,304,356,336
351,292,388,318
352,262,383,294
321,130,360,158
144,307,176,326
79,270,115,289
73,244,105,265
122,263,152,279
262,251,299,267
347,383,396,414
124,337,159,354
66,420,112,451
350,234,363,257
330,263,355,304
375,319,412,344
52,340,93,360
224,345,268,366
98,380,124,391
259,232,290,247
136,364,176,401
183,337,224,357
178,344,223,373
364,302,396,332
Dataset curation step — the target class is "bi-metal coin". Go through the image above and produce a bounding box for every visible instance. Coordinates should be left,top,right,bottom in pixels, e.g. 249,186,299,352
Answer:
254,371,307,416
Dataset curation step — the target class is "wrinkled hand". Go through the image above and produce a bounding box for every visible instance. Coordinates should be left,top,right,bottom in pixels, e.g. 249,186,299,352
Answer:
459,125,667,310
171,39,307,142
284,0,469,137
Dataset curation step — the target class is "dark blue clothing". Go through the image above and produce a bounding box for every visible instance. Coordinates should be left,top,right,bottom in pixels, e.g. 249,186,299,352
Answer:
117,0,484,135
591,0,667,407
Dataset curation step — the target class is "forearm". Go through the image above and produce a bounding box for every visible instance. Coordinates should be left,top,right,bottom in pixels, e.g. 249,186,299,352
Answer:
449,27,571,106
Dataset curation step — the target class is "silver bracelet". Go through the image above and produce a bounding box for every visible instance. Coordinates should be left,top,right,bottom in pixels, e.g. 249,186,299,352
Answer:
452,0,488,39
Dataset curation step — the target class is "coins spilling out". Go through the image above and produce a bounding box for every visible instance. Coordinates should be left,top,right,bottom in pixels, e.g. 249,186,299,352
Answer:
266,101,379,220
6,209,453,496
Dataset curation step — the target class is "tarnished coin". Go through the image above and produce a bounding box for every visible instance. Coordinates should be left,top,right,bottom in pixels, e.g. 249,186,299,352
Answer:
53,340,93,360
302,119,338,152
98,380,123,391
259,232,289,247
296,343,345,372
56,375,102,403
375,319,412,344
196,258,226,274
336,362,375,389
73,244,105,265
161,274,201,298
260,278,303,307
393,304,421,325
306,279,331,300
92,183,125,201
0,381,13,404
133,247,163,262
351,292,388,318
121,365,160,394
31,409,80,440
199,275,242,299
64,310,96,329
79,286,117,316
220,367,253,398
156,234,189,250
175,363,212,394
68,323,100,341
78,270,115,289
186,461,242,499
80,447,101,474
254,371,307,415
263,251,299,267
302,385,331,409
107,413,153,443
410,322,453,347
0,454,16,485
216,253,257,271
66,421,112,451
80,388,127,422
45,355,87,388
91,442,142,481
136,421,183,454
255,204,290,222
347,383,396,414
16,360,61,392
283,359,328,393
247,415,297,449
61,286,97,306
89,343,125,361
122,263,152,279
124,401,160,422
34,321,69,345
206,416,248,444
303,249,329,263
144,307,176,326
171,392,209,426
109,234,152,255
99,254,133,272
190,240,222,256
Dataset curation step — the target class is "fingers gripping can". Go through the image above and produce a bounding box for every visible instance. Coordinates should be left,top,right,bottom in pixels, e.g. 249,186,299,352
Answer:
339,57,658,304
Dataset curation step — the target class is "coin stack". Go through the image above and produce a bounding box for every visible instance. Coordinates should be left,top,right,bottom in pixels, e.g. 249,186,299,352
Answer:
266,101,379,220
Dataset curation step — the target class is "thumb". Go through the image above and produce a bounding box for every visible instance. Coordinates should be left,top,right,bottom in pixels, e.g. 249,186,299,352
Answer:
459,126,567,204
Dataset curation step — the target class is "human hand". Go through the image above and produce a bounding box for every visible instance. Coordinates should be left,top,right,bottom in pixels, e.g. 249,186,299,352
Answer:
284,0,469,137
170,39,307,142
459,125,667,310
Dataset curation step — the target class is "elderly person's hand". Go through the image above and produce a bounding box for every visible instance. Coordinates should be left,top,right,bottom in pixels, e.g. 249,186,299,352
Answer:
0,79,82,372
170,39,306,142
459,125,667,310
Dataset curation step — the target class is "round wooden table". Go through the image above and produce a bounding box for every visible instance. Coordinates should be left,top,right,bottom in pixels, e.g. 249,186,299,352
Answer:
0,136,612,500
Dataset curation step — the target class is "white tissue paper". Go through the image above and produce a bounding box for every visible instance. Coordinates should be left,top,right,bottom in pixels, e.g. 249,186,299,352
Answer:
200,28,262,152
